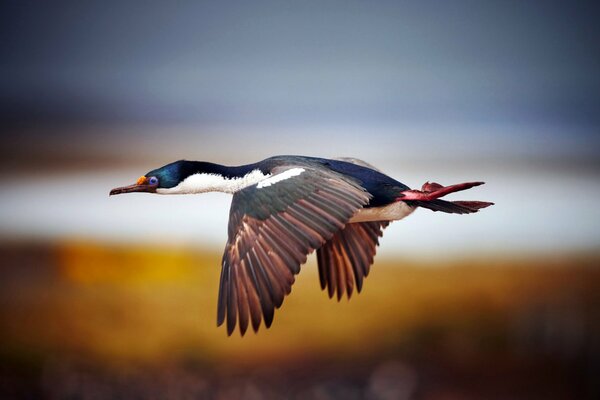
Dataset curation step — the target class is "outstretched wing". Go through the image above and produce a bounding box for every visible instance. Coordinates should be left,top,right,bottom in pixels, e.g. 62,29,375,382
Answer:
218,166,371,335
316,221,389,300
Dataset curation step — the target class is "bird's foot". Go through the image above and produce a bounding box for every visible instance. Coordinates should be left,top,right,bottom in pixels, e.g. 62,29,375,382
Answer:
400,181,485,201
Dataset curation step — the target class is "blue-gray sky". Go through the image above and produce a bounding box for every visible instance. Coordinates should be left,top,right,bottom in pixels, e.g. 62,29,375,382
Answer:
1,1,599,130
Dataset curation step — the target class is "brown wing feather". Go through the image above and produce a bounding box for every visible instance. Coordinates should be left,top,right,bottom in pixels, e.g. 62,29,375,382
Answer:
218,167,371,335
316,221,389,300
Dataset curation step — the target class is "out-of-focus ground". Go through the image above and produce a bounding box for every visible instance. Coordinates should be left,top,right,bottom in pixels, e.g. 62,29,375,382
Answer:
1,241,598,399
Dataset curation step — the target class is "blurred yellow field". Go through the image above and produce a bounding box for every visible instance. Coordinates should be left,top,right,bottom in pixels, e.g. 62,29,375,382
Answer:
2,242,597,398
2,242,597,370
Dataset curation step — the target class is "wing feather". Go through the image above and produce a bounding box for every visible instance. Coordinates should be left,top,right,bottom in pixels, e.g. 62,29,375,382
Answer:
316,221,389,300
218,166,371,335
234,265,250,335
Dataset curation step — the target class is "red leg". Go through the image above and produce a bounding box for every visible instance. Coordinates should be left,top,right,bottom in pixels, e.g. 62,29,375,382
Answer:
400,181,485,201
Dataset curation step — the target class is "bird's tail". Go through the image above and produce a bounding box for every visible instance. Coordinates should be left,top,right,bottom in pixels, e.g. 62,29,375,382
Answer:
400,181,494,214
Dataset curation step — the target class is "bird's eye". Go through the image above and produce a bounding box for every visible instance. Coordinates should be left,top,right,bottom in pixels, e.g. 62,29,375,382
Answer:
148,176,159,185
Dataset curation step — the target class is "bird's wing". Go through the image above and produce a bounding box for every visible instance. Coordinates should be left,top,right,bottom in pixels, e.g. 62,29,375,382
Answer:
218,165,371,335
316,221,389,300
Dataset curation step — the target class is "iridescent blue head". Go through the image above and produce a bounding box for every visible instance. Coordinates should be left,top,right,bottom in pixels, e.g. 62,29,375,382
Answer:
109,160,191,195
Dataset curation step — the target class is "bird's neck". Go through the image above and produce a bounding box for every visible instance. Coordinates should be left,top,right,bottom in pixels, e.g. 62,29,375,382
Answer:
156,162,270,195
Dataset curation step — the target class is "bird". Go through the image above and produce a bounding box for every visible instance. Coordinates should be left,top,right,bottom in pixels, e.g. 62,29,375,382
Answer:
110,155,493,336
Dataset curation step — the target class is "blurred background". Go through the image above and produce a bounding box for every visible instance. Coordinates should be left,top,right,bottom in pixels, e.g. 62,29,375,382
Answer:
1,1,599,399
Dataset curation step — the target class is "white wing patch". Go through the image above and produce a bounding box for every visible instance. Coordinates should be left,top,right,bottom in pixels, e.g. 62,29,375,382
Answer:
257,168,305,189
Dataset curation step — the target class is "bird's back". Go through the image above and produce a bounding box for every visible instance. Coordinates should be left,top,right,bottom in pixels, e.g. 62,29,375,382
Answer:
262,155,410,208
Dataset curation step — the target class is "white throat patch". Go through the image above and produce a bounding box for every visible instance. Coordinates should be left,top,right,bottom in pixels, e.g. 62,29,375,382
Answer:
156,169,269,194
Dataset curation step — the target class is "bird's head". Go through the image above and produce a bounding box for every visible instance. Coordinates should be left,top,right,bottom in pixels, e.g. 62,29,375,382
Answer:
109,160,186,196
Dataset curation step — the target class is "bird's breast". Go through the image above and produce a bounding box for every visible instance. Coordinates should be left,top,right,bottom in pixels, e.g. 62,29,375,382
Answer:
349,201,415,223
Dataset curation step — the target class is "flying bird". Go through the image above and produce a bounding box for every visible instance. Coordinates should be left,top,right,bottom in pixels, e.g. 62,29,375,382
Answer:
110,155,493,335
